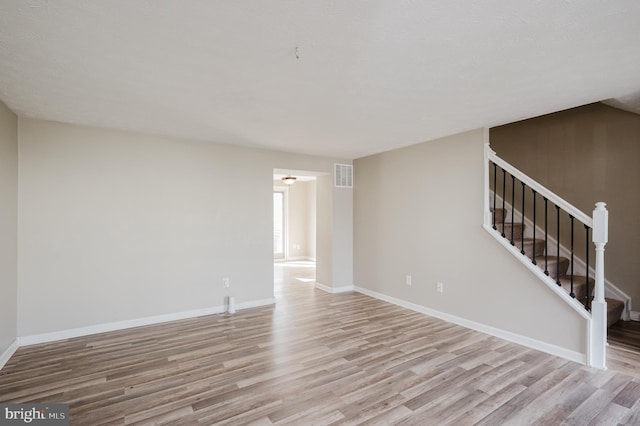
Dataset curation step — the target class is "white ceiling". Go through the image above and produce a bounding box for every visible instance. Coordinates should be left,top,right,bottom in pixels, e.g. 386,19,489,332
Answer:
1,1,639,159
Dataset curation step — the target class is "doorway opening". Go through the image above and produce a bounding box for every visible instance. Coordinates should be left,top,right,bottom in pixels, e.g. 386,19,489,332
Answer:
273,169,319,291
273,170,317,263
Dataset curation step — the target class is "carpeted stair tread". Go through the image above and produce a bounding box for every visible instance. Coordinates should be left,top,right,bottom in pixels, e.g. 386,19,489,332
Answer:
557,279,625,329
495,222,525,241
559,275,594,302
490,208,506,224
514,238,546,258
534,256,570,280
606,298,625,329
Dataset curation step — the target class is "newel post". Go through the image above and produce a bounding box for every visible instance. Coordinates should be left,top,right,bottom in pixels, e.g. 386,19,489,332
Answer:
590,202,608,369
483,142,495,227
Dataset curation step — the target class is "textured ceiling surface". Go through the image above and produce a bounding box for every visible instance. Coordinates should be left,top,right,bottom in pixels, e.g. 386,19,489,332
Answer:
1,1,639,159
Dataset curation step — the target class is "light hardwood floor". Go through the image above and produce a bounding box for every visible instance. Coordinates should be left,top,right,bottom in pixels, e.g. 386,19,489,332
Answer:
1,261,640,425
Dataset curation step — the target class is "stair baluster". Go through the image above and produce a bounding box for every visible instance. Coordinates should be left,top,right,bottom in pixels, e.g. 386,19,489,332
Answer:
532,190,537,265
556,205,561,286
570,215,575,298
521,182,525,255
501,169,506,238
492,163,497,230
544,197,549,275
510,174,515,245
585,224,591,311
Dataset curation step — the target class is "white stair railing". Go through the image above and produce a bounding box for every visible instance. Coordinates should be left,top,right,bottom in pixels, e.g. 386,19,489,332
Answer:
483,143,608,369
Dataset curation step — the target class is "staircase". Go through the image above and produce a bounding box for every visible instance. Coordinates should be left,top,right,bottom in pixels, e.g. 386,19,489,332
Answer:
484,144,628,369
492,206,625,328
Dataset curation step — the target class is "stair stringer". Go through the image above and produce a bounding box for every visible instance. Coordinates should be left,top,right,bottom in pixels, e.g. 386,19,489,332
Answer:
490,192,631,321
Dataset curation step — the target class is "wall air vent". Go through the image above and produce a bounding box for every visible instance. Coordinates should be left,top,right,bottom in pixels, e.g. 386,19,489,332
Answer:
334,164,353,188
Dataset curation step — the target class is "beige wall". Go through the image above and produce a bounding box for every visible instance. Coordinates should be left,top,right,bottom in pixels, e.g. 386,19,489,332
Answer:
314,174,352,290
0,101,18,356
332,183,353,288
490,103,640,307
272,182,289,259
272,180,317,260
18,118,351,336
287,181,315,259
306,180,317,260
316,175,333,286
354,129,586,354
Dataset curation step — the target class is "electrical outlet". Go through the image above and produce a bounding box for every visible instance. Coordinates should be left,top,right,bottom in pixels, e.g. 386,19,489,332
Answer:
223,277,230,288
406,275,412,286
437,282,444,293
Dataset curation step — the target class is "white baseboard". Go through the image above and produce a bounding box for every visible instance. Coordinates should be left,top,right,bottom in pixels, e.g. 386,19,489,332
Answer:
278,256,316,262
630,311,640,321
0,339,19,371
354,286,587,365
314,282,331,292
275,257,316,263
18,298,275,347
315,282,355,294
333,285,355,293
238,298,276,310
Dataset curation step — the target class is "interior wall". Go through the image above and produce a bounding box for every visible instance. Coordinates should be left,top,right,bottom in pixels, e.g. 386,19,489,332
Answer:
307,180,317,260
490,103,640,308
272,182,288,260
18,118,351,337
332,183,353,288
315,175,333,286
354,128,586,354
271,180,317,260
287,181,310,259
0,100,18,356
